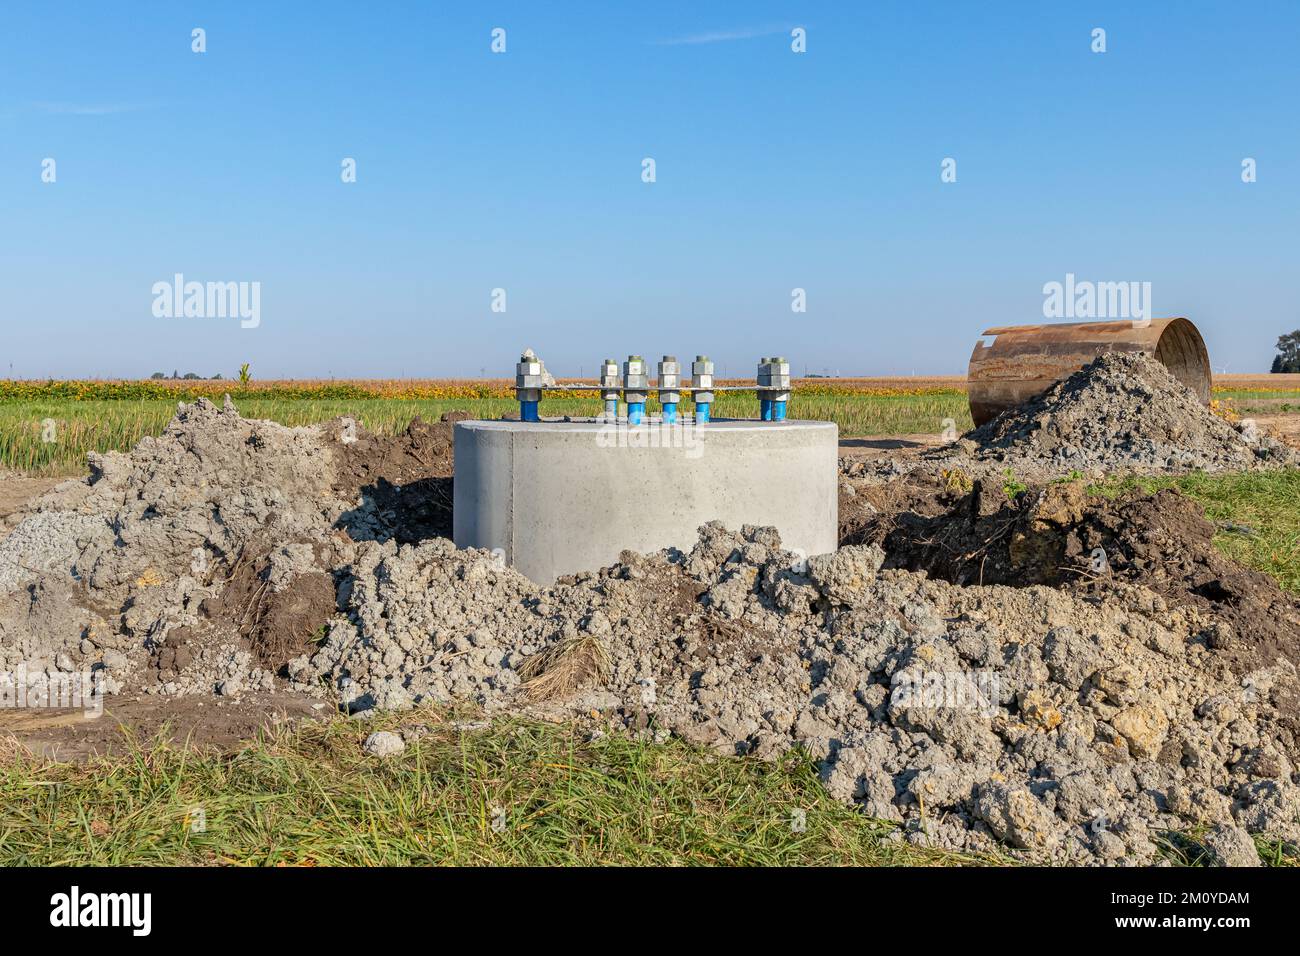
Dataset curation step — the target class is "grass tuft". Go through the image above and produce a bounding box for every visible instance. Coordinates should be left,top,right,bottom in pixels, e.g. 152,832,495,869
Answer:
519,635,611,702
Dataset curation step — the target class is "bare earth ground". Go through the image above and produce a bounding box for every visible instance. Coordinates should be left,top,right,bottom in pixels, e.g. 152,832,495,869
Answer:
1254,414,1300,443
2,404,1298,762
0,693,324,760
838,433,950,461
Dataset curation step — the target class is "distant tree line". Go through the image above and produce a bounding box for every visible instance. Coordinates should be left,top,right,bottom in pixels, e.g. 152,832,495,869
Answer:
151,371,224,380
1273,331,1300,374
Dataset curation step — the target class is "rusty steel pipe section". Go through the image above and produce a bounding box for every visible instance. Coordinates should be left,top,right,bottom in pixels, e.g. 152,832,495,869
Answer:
967,317,1211,427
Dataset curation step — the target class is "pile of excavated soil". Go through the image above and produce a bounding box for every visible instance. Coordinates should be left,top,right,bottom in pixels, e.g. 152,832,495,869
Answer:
0,398,457,700
873,481,1300,683
852,352,1298,483
293,524,1299,864
2,398,1298,865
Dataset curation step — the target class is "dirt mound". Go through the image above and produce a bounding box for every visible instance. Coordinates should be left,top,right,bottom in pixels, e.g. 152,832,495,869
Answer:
970,352,1292,471
876,482,1300,681
0,399,464,698
0,397,351,698
290,522,1299,864
858,352,1297,484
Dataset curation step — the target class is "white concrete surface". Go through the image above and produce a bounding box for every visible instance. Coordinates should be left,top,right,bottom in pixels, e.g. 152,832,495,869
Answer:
453,418,838,584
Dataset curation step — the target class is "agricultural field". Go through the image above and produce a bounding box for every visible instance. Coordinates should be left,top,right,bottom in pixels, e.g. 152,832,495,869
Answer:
4,374,1297,477
2,374,1298,596
0,378,972,476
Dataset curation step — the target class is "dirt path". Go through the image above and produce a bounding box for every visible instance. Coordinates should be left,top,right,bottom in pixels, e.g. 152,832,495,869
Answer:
837,433,951,461
0,692,326,761
1252,413,1300,447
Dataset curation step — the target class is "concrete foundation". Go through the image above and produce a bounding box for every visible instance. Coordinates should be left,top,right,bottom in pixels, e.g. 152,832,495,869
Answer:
453,418,838,584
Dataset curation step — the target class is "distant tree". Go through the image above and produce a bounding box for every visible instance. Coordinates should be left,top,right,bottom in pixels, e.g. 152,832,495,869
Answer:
150,371,165,379
182,372,200,380
1273,330,1300,373
172,369,179,379
212,373,223,380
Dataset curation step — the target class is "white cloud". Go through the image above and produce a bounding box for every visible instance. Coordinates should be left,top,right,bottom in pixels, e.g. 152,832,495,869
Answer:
30,101,155,116
653,25,790,46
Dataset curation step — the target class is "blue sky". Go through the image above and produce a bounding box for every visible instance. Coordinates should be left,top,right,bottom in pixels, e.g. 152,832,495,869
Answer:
2,1,1297,378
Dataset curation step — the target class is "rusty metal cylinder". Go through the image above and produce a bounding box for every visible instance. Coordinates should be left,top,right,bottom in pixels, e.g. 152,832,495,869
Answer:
967,317,1211,427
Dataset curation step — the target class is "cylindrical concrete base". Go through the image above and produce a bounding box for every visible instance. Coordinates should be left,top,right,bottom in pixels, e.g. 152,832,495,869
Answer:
453,419,838,584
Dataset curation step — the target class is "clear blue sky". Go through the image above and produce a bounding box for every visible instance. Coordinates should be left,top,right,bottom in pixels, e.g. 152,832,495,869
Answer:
2,1,1297,379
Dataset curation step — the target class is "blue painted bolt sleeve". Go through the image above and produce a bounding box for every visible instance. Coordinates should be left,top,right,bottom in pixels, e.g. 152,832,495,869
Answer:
696,402,710,423
760,398,774,421
521,400,540,422
628,402,645,425
773,401,787,421
662,403,677,424
604,399,618,420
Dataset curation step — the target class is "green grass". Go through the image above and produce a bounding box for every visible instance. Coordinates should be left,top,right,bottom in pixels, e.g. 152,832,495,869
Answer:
0,714,999,867
1092,470,1300,594
5,386,1297,478
0,393,973,476
3,713,1290,866
1212,388,1300,402
1213,389,1300,417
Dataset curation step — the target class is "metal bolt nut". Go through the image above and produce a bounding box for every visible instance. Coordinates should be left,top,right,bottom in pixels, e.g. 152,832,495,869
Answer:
599,359,619,385
691,355,715,402
657,355,681,405
623,355,648,390
517,354,545,402
757,357,791,390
